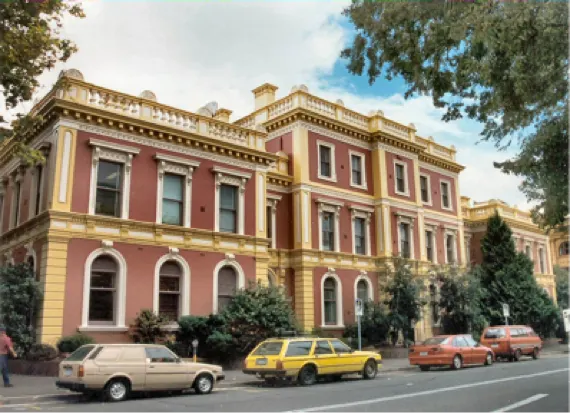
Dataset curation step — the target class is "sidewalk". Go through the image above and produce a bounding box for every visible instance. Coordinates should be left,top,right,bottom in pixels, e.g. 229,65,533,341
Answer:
0,358,414,401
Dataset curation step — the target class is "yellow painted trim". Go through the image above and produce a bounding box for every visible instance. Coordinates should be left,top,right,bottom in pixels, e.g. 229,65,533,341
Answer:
255,171,267,239
292,125,309,184
417,213,426,261
294,267,315,331
51,127,77,212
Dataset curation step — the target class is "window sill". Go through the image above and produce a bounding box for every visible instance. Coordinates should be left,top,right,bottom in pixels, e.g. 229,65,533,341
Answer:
395,190,410,197
422,200,433,207
160,323,180,332
350,183,368,191
318,174,338,183
441,205,453,212
78,326,129,333
320,324,345,330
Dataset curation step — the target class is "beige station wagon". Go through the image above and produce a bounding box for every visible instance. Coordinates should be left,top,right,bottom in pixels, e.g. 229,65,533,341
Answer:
56,344,225,402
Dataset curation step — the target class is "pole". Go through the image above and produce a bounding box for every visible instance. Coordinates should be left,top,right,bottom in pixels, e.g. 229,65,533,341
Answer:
357,314,362,351
505,316,508,327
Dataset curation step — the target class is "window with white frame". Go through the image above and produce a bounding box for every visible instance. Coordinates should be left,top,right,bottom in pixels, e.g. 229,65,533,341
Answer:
322,212,335,251
10,171,23,229
317,199,342,252
420,175,431,204
321,274,344,327
538,247,546,273
155,154,199,228
394,162,408,195
88,255,118,324
317,141,336,181
399,222,411,259
213,167,251,235
525,244,532,259
266,195,281,249
440,181,452,209
349,151,366,188
354,217,366,255
356,279,368,303
350,206,373,256
445,232,457,264
396,214,415,259
28,164,45,218
559,242,569,256
158,261,182,322
426,230,434,262
217,265,238,312
266,206,273,240
89,139,140,220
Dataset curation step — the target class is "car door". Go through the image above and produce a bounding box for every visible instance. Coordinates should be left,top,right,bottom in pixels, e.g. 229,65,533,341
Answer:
452,336,472,364
464,335,485,364
144,346,190,390
330,339,359,373
312,340,336,375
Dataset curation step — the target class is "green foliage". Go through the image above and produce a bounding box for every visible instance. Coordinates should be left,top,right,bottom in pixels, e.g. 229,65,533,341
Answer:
478,212,559,337
56,334,95,354
0,263,43,355
384,259,426,345
342,1,568,229
25,343,58,361
554,265,569,311
129,309,169,344
343,301,390,347
176,314,226,358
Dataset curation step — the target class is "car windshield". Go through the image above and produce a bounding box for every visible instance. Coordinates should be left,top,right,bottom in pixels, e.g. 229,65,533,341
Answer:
484,328,506,339
423,337,450,345
65,345,96,362
252,341,284,356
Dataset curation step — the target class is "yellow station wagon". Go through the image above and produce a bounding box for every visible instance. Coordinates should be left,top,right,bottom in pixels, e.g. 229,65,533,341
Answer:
242,337,382,386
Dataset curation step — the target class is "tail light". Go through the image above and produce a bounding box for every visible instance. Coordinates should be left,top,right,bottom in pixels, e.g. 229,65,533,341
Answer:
276,360,283,370
409,348,415,353
78,365,84,378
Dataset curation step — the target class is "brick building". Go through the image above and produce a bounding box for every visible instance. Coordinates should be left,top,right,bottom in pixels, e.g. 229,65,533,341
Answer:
0,70,557,345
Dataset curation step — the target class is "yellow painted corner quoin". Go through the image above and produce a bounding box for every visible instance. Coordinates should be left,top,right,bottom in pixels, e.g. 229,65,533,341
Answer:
0,70,561,345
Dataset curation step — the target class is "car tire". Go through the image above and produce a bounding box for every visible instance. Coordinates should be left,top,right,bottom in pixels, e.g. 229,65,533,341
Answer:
484,352,493,366
532,347,540,360
420,365,431,371
451,355,462,370
194,374,214,395
362,359,377,380
298,365,317,386
104,379,130,402
513,349,522,362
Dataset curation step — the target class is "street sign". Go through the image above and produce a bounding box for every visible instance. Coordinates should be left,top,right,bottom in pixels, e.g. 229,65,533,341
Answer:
563,309,570,333
502,304,510,318
355,299,364,317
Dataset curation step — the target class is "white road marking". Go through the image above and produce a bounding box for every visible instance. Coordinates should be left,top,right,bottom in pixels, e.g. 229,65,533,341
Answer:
493,394,549,412
286,368,568,412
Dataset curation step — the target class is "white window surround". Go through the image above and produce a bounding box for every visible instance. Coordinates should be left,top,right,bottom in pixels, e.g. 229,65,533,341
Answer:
419,174,432,205
320,270,344,328
88,139,140,219
393,161,410,197
29,165,45,219
9,168,24,230
153,250,191,326
212,166,251,235
425,225,438,264
2,251,14,267
354,272,374,302
212,256,246,313
464,234,472,267
439,179,453,211
349,150,367,190
266,194,282,249
317,198,343,252
80,246,128,331
154,153,200,227
395,213,415,260
538,246,546,274
317,140,337,182
349,205,373,256
444,229,458,265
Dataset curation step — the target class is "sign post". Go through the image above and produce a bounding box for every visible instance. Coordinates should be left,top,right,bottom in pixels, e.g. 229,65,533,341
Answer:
355,299,363,351
192,339,199,363
502,304,510,326
563,309,570,333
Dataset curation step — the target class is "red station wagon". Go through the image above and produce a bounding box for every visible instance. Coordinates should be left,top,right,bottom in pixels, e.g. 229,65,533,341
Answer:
479,325,542,361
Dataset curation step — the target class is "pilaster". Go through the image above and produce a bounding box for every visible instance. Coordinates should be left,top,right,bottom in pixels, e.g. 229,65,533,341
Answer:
51,127,77,212
255,171,267,239
293,189,312,249
294,266,315,331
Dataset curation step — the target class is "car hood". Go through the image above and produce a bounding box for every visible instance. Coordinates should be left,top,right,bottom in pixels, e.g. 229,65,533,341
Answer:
352,350,382,359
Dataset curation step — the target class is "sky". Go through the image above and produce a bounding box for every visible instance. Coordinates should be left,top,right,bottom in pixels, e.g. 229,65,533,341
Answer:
6,0,533,211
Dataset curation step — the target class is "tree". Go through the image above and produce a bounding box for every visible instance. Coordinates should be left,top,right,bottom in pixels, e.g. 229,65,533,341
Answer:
554,265,568,310
384,259,426,346
128,309,169,344
343,300,390,347
0,263,43,354
342,1,568,230
478,211,559,337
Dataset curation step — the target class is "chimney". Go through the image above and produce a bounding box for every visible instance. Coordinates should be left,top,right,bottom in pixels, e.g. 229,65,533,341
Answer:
252,83,278,111
214,108,232,123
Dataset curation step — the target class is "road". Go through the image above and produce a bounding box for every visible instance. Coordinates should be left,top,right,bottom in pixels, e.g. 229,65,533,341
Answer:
0,355,568,412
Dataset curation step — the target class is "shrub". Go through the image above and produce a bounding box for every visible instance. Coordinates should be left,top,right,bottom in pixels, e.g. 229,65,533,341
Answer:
26,343,58,361
129,309,169,344
57,334,95,354
176,314,225,358
343,301,390,348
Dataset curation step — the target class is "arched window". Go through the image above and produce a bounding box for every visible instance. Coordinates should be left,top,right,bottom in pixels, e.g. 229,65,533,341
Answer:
356,279,368,303
89,255,117,324
559,242,569,256
158,261,182,322
323,278,337,325
217,266,237,311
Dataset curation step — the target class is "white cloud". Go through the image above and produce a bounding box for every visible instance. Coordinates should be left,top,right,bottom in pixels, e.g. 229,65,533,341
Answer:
3,0,530,211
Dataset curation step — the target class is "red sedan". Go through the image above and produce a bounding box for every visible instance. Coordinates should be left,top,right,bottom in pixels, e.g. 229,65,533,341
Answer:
409,334,495,371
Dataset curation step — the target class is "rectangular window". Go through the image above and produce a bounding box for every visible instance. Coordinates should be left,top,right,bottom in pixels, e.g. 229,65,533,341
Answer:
162,173,183,226
285,341,313,357
526,245,531,257
420,176,429,203
351,154,363,186
89,270,116,323
539,248,545,273
95,161,123,217
441,182,451,209
395,163,406,193
446,234,455,263
426,230,433,261
219,184,238,233
13,181,21,227
319,145,332,178
322,212,335,251
354,217,366,255
266,206,273,240
34,165,43,216
159,275,180,321
399,222,410,258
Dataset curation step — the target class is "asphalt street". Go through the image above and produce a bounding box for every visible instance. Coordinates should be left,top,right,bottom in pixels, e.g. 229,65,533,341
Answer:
0,355,568,412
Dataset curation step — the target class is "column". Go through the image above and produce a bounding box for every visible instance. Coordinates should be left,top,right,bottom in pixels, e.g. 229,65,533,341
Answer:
255,171,267,239
51,127,77,212
294,267,315,331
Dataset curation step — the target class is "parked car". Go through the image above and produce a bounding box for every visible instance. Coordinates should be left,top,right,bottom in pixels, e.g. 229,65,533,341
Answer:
242,336,382,386
479,325,542,361
408,334,495,371
56,344,224,402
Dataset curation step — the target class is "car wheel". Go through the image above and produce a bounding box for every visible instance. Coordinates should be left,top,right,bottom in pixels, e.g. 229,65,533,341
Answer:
298,365,317,386
194,374,214,395
104,379,130,402
532,347,540,360
484,352,493,366
363,359,377,380
420,365,431,372
513,349,522,362
452,355,462,370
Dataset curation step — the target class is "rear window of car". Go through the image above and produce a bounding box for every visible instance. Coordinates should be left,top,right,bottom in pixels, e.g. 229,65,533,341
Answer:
65,345,96,362
484,328,506,339
252,341,284,356
423,337,450,345
285,341,313,357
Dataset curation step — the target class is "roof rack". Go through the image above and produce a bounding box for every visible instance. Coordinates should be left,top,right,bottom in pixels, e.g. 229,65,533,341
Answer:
269,330,321,339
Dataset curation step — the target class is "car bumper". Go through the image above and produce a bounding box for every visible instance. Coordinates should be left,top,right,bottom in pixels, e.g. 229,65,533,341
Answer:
409,357,452,366
242,369,287,377
55,380,87,392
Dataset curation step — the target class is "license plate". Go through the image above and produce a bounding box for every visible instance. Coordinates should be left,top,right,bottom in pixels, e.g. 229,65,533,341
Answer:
256,358,268,366
420,352,428,356
491,344,499,348
64,367,72,377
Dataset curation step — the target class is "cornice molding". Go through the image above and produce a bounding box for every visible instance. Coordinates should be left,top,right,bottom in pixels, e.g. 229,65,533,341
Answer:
418,161,459,178
376,142,418,160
